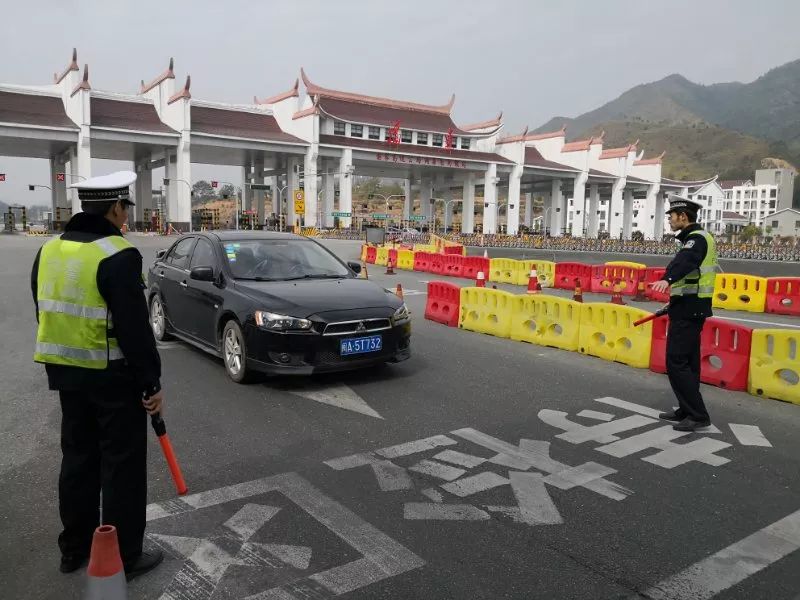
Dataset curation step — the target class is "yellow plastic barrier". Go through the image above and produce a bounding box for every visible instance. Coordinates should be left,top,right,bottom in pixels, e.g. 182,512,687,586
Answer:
413,244,437,253
517,260,556,287
489,258,524,285
510,295,581,352
397,249,415,270
578,303,653,368
375,246,389,267
713,274,767,313
748,329,799,405
459,287,515,339
360,244,369,263
606,260,646,270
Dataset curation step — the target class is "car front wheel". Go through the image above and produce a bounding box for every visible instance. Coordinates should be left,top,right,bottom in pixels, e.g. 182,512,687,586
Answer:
222,320,253,383
150,294,172,342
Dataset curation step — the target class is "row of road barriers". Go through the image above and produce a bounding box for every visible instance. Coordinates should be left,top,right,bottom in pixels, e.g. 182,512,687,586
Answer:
424,281,799,405
361,244,800,318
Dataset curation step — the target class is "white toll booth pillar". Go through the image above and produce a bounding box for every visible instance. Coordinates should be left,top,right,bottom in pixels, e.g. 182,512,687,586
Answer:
461,173,475,234
403,179,412,221
587,183,600,238
571,172,588,237
608,178,626,239
653,190,667,240
524,192,533,228
287,156,300,227
303,147,318,227
322,160,335,228
338,148,353,228
549,179,563,236
482,163,498,234
506,164,522,236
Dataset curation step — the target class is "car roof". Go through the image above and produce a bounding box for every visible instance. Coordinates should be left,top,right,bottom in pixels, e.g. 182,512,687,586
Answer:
200,230,307,243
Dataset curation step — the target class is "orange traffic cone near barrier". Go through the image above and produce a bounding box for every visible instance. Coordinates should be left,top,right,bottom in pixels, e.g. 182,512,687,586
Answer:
395,283,404,300
386,257,395,275
611,279,626,305
633,280,648,302
476,271,486,288
527,269,542,294
573,278,583,303
85,525,127,599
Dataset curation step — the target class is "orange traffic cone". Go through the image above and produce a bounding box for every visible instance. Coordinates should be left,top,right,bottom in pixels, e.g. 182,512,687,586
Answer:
483,249,488,259
395,283,404,300
85,525,127,599
633,280,648,302
527,268,542,294
386,257,395,275
573,278,583,303
476,271,486,288
611,279,626,305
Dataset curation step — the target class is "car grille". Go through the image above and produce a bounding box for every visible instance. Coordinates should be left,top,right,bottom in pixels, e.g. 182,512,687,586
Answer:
322,318,392,336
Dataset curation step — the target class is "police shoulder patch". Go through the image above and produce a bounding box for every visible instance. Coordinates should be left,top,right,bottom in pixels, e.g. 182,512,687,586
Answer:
683,240,695,249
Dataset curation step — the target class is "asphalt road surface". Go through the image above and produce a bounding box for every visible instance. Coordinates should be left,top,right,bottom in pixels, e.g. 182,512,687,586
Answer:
1,232,799,600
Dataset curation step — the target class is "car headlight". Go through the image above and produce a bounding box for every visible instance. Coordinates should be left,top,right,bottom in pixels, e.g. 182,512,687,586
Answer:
392,303,410,324
254,311,313,331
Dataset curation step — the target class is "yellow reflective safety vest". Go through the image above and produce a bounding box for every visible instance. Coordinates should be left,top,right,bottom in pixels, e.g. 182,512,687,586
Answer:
34,235,135,369
670,229,720,298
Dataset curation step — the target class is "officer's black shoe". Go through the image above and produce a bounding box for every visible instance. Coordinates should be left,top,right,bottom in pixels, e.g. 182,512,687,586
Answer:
124,549,163,582
658,410,685,422
59,554,88,573
672,418,712,432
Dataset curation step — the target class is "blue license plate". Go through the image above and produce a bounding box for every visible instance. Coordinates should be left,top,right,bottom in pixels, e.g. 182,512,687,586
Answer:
340,335,383,356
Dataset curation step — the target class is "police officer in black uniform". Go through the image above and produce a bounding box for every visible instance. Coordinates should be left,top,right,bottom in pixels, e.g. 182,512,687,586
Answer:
31,172,164,580
650,196,719,432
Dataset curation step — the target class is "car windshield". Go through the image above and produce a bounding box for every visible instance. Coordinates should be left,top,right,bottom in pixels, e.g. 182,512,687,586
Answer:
222,239,352,281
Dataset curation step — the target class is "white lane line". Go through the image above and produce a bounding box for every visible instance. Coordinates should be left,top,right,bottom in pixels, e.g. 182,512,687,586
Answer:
408,459,466,481
403,502,490,521
715,315,800,329
440,472,509,497
595,397,662,418
636,508,800,600
376,435,458,459
324,452,380,471
432,449,488,468
577,409,615,422
729,424,773,447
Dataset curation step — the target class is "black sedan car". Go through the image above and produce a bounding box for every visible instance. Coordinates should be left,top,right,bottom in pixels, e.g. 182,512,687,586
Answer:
147,231,411,383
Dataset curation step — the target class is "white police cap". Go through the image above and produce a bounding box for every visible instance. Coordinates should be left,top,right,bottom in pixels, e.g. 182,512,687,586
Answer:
69,170,137,203
665,194,702,215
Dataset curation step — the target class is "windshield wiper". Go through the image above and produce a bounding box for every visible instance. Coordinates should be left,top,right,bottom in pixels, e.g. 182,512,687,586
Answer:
235,276,276,281
280,274,347,281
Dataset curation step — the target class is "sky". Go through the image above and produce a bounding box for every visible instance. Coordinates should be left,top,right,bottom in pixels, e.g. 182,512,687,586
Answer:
2,0,799,207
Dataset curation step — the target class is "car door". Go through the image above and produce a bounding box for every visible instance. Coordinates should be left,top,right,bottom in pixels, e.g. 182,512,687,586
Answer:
158,236,196,335
182,237,224,345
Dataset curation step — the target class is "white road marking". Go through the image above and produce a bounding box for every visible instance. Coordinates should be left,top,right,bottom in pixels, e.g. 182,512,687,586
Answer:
716,315,800,329
149,533,203,558
635,508,800,600
421,488,444,503
642,437,731,469
324,452,381,471
146,472,424,599
557,415,657,444
375,435,458,459
509,472,563,526
371,460,413,491
440,472,510,497
577,409,615,421
595,396,662,418
408,459,466,481
254,543,313,570
289,382,383,419
403,502,490,521
432,449,488,468
729,423,773,447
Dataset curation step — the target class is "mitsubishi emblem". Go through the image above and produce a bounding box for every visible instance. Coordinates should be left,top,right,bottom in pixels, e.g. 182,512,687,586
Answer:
356,321,367,333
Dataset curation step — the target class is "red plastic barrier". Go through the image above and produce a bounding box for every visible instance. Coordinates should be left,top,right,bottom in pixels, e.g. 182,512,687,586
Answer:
388,248,398,266
765,277,800,317
366,246,377,264
443,254,465,278
430,253,446,275
443,245,464,256
462,256,490,280
649,315,752,391
590,265,643,296
413,252,433,272
644,267,670,303
554,262,592,291
424,281,461,327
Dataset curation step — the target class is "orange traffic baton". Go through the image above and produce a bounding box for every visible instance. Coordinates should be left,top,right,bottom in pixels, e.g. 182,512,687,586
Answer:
150,413,188,496
633,305,668,327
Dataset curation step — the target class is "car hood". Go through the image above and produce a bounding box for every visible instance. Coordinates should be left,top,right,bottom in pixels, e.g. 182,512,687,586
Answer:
234,278,401,318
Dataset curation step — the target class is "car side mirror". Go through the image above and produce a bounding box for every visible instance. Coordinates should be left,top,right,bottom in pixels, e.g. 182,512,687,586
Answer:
190,266,215,282
347,261,362,274
156,249,167,259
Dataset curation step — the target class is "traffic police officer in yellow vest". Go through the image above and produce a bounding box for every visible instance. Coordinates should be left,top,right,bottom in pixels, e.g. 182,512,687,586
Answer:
650,195,720,432
31,171,164,580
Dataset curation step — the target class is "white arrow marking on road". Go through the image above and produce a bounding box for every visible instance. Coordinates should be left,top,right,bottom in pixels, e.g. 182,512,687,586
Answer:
246,543,312,570
289,382,383,419
729,423,772,447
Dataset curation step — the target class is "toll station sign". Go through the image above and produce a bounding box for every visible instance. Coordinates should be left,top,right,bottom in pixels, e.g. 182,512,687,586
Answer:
375,153,469,169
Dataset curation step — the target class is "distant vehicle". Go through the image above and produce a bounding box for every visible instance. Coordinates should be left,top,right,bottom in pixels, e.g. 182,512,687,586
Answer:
147,231,411,383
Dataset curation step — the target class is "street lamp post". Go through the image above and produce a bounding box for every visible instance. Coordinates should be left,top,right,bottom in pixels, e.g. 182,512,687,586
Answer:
367,193,404,227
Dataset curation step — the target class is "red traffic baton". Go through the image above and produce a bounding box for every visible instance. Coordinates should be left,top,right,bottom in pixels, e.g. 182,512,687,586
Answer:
150,413,188,496
633,305,669,327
